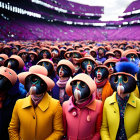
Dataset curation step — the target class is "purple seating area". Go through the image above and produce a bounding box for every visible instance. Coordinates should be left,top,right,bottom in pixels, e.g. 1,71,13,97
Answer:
109,16,140,25
41,0,104,15
1,16,140,41
119,0,140,20
105,26,140,40
124,0,140,13
40,10,103,23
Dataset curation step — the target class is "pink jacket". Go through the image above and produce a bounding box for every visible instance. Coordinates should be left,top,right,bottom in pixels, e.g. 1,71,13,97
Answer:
62,96,103,140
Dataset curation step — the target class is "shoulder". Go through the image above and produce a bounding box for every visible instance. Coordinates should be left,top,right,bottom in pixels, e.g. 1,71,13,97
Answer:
62,98,71,109
104,92,116,106
95,99,103,106
49,95,60,106
12,96,30,110
95,100,103,110
49,95,63,113
134,94,140,105
15,96,28,105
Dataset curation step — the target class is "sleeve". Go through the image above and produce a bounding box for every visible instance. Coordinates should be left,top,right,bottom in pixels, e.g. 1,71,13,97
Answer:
46,101,64,140
8,100,20,140
128,107,140,140
100,100,111,140
92,101,103,140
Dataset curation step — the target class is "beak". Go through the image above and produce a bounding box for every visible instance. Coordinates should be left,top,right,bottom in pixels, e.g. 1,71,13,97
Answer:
29,86,36,95
117,75,124,95
117,85,124,95
74,88,81,101
7,62,11,68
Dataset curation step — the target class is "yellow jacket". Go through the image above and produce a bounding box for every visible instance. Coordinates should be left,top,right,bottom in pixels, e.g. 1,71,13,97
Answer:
134,85,139,98
100,92,140,140
8,93,64,140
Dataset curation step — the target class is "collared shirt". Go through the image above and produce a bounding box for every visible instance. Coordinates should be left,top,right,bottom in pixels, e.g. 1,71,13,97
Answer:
116,93,129,140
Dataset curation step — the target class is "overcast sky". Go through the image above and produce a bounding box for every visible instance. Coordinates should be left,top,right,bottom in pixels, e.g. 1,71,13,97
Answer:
68,0,135,21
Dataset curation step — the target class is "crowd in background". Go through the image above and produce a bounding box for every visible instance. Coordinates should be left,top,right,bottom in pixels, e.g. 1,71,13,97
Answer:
0,39,140,140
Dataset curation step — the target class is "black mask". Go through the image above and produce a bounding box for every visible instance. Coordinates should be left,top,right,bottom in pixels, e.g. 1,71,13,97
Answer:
60,50,66,59
72,52,82,58
81,59,95,72
40,50,51,59
110,74,136,94
126,53,138,63
94,67,109,81
57,65,72,77
25,74,47,95
0,75,12,93
39,61,54,76
71,80,90,102
106,62,116,74
4,59,19,70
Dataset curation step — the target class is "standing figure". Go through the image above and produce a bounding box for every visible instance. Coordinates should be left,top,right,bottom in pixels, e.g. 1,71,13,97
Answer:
52,59,75,104
104,58,119,75
8,65,64,140
94,65,113,103
4,55,27,96
39,48,51,60
101,62,140,140
112,48,123,59
18,50,31,71
63,73,103,140
69,51,83,76
90,48,97,60
105,52,115,59
51,46,61,72
97,47,106,63
0,67,24,140
79,56,98,79
37,59,59,96
28,51,38,66
4,55,25,74
3,45,11,57
123,49,139,65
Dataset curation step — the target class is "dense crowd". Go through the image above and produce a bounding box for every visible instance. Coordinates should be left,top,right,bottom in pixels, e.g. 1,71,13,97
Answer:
0,40,140,140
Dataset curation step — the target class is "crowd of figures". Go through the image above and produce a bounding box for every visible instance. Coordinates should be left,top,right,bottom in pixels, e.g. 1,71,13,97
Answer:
0,40,140,140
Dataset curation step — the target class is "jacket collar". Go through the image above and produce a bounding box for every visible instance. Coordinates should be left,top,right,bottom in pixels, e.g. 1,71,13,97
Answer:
109,91,117,104
22,93,50,111
68,96,96,112
127,92,136,108
109,91,136,108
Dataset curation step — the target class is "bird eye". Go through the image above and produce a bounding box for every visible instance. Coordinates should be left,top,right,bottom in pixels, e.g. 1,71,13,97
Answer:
63,66,68,71
106,63,110,67
80,81,86,88
114,76,118,83
45,62,49,66
31,76,38,83
111,63,115,67
71,81,77,86
123,75,128,83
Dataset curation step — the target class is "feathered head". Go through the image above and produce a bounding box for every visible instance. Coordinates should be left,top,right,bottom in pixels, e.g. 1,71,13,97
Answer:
109,62,139,95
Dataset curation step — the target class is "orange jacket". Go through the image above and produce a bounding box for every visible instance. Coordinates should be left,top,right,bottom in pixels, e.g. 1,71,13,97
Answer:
101,80,114,104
